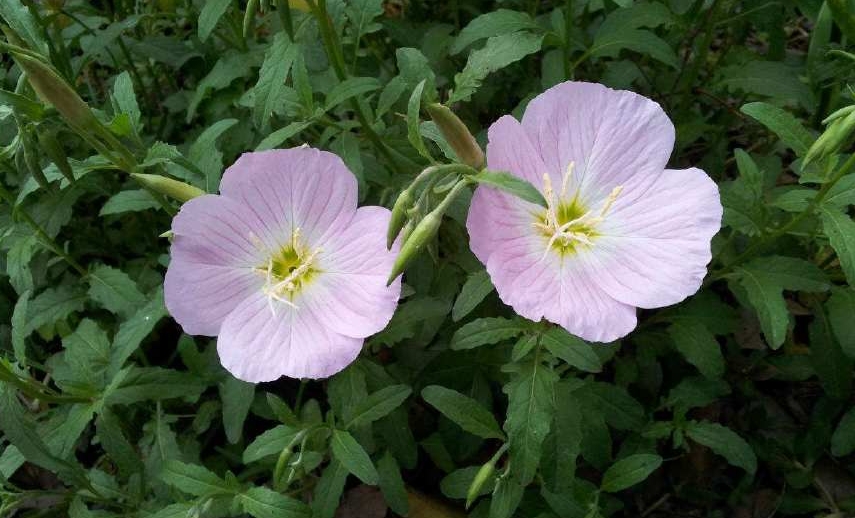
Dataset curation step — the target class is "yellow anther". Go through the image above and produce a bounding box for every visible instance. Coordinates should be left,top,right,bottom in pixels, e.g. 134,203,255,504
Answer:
560,161,575,199
599,185,623,217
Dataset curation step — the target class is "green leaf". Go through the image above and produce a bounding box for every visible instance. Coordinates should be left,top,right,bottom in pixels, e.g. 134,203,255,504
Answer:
11,290,29,364
452,269,494,321
106,367,206,405
220,376,255,444
25,286,86,336
584,382,646,431
100,189,159,215
600,454,663,492
490,476,525,518
809,309,853,400
312,460,348,518
407,79,434,162
243,425,299,463
346,384,412,429
377,451,409,516
111,72,141,133
451,9,538,54
255,120,314,151
421,385,505,439
821,208,855,285
187,52,255,122
188,118,238,191
827,287,855,358
450,32,543,103
0,0,49,54
590,3,677,67
504,354,557,484
722,62,815,110
110,287,167,372
331,430,379,485
198,0,231,41
450,317,526,350
471,170,548,207
373,297,450,347
740,102,815,156
240,486,310,518
96,408,144,478
161,460,232,497
88,265,146,319
59,319,111,389
831,406,855,457
540,328,602,373
325,77,381,111
685,421,757,475
668,320,725,379
254,33,298,127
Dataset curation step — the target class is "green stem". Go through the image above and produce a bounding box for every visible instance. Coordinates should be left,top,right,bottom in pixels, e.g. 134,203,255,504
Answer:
0,183,87,276
715,153,855,278
0,362,91,404
308,0,405,175
676,0,724,112
276,0,294,39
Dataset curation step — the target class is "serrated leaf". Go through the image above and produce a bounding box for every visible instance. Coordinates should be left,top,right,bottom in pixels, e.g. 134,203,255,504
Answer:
198,0,231,41
240,486,310,518
741,102,815,156
407,79,434,162
312,460,348,518
451,317,526,350
220,376,255,444
0,0,49,54
110,287,167,373
243,425,299,463
827,287,855,358
325,77,381,111
490,476,525,518
331,430,379,485
254,33,298,127
600,454,663,492
668,320,725,379
452,270,494,321
100,190,159,215
25,286,85,336
422,385,504,439
821,208,855,285
346,384,412,429
160,460,232,496
450,32,543,104
809,309,852,400
584,382,646,431
451,9,538,54
590,3,677,67
472,170,548,207
540,328,602,373
11,290,29,364
685,421,757,475
188,118,238,191
88,265,146,319
377,451,409,516
504,353,557,484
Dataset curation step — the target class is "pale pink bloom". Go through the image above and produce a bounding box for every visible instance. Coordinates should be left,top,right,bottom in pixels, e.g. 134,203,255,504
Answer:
165,147,401,382
467,81,722,342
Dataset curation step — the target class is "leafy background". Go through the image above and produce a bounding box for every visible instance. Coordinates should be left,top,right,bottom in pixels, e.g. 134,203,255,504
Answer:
1,0,855,517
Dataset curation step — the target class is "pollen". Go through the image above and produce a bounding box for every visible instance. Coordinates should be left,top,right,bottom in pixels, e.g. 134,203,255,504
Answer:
533,162,622,259
258,228,321,314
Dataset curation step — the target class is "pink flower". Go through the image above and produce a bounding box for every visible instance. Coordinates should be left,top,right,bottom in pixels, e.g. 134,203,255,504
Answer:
164,147,401,382
467,81,722,342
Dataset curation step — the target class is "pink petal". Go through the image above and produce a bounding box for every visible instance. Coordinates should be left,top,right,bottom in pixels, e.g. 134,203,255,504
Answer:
166,195,271,336
482,230,637,343
589,167,722,309
520,81,675,203
486,115,549,186
467,183,538,267
216,293,363,382
218,147,358,247
302,207,401,338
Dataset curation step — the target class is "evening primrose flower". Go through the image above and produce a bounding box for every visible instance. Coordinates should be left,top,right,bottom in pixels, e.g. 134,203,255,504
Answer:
164,147,401,382
467,81,722,342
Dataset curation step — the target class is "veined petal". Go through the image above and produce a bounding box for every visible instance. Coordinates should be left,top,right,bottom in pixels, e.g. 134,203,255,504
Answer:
590,167,722,309
520,81,674,203
218,147,358,248
302,207,401,338
217,293,363,382
486,115,549,186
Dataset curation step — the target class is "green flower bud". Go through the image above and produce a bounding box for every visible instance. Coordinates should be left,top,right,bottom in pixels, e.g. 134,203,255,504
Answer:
10,51,97,131
38,128,75,183
387,188,414,249
805,106,855,167
386,210,442,286
466,461,496,509
131,173,205,203
426,103,485,170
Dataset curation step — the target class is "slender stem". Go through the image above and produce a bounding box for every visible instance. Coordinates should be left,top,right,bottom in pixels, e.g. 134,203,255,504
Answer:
276,0,294,39
0,183,87,276
0,362,91,404
308,0,405,175
677,0,724,112
294,380,307,413
714,153,855,278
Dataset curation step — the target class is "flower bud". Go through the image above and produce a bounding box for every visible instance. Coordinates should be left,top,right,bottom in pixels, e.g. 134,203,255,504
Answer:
386,210,442,286
244,0,260,38
426,103,485,170
10,51,97,131
131,173,205,202
387,188,414,249
466,461,496,509
804,106,855,167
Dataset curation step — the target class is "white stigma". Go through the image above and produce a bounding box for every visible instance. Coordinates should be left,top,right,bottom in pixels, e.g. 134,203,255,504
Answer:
259,228,322,316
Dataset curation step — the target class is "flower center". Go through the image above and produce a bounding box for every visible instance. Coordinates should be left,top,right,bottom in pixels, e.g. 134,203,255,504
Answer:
533,161,622,258
258,228,321,313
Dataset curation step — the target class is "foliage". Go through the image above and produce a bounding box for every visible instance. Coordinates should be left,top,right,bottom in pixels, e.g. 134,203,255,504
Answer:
0,0,854,517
